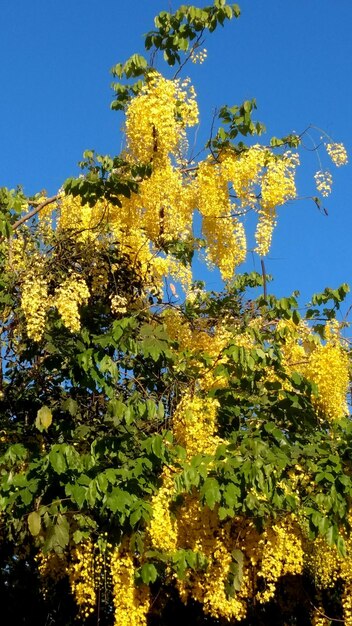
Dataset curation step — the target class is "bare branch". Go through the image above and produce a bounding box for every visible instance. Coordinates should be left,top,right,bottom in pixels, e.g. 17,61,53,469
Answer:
12,195,58,231
261,258,267,299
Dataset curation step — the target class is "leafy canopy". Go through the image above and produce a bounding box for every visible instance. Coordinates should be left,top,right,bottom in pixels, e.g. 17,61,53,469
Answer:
0,2,350,625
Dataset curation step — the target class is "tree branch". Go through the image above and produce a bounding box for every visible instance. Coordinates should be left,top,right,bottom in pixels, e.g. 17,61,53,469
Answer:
12,195,58,231
261,259,267,299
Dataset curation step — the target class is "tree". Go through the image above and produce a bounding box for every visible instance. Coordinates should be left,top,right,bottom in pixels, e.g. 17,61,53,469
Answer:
0,2,350,624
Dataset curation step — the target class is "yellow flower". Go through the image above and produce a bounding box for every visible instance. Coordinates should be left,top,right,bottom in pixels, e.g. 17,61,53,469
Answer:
21,272,49,342
125,72,198,164
54,274,90,333
110,545,150,626
326,142,348,167
314,170,332,197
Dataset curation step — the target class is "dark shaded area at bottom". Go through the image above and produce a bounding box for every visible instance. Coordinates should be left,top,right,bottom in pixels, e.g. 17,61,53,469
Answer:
0,553,343,626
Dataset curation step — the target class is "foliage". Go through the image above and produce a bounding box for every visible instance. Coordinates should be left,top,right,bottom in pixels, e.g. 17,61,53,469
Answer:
0,2,351,625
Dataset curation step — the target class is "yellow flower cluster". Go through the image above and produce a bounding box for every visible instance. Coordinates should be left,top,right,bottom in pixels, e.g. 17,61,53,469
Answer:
58,193,105,239
36,550,68,599
12,69,350,335
12,224,96,340
305,339,349,421
197,160,230,219
222,146,266,209
110,294,128,314
276,319,310,381
182,535,249,621
20,266,91,341
8,236,31,273
326,142,348,167
270,319,350,422
254,518,304,603
231,326,256,350
157,491,304,621
137,158,195,242
255,152,298,256
141,312,349,622
197,148,298,267
307,536,341,589
54,274,90,333
342,582,352,626
306,521,352,626
68,541,96,619
163,308,193,349
56,163,196,297
191,47,208,64
110,545,150,626
176,77,199,130
173,496,249,621
261,152,298,210
114,227,154,282
254,209,277,257
21,273,49,342
314,170,332,197
148,468,252,621
197,159,247,278
125,72,198,164
151,254,193,293
148,469,178,553
162,310,234,395
173,392,221,457
147,400,308,623
202,215,247,280
163,309,231,355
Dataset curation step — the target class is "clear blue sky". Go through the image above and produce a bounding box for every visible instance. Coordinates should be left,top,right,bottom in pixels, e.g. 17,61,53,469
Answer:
1,0,351,313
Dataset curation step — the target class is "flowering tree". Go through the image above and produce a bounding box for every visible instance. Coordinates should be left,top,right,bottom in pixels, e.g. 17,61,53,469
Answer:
0,2,351,625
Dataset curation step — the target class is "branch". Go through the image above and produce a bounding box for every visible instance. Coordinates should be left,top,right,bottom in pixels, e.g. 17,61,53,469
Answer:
173,31,205,80
261,259,267,299
12,195,58,231
303,588,345,624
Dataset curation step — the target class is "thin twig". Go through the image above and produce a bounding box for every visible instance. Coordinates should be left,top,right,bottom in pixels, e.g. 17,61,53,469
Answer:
173,31,205,80
303,587,345,623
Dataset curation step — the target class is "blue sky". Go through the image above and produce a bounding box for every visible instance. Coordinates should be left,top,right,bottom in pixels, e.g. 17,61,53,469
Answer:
1,0,351,314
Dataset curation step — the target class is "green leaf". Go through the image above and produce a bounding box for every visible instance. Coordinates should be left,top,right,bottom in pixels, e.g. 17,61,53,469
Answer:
157,401,165,420
292,309,300,325
140,563,158,584
61,398,78,417
73,530,84,544
223,482,239,508
218,506,232,520
21,488,34,506
35,406,52,431
231,548,244,566
264,422,276,434
49,447,67,475
66,483,86,508
145,399,157,420
337,536,347,558
291,372,303,386
318,516,330,535
48,515,70,552
28,511,41,537
106,488,132,514
201,477,221,510
151,435,164,459
325,524,338,546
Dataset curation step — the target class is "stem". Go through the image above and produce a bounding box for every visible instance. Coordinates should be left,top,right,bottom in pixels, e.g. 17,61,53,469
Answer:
261,259,267,299
173,31,205,80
